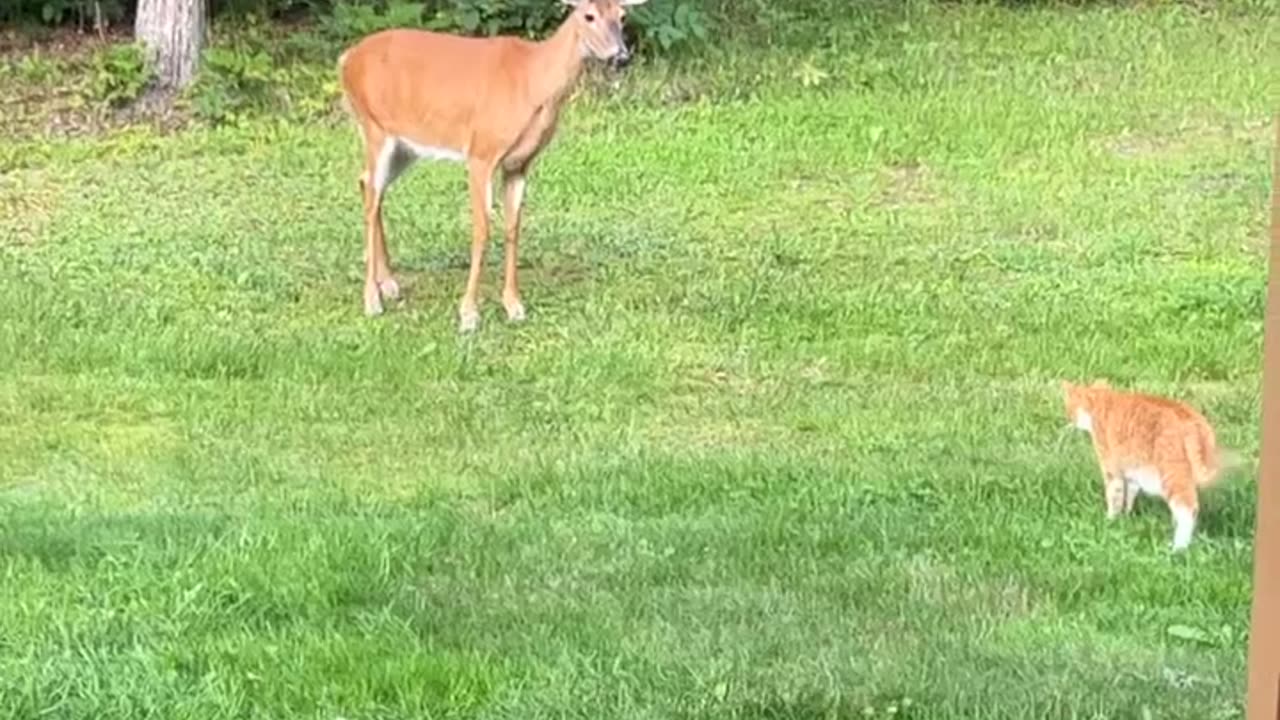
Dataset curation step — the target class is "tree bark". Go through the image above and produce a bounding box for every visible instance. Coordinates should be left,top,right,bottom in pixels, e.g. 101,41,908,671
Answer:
134,0,207,91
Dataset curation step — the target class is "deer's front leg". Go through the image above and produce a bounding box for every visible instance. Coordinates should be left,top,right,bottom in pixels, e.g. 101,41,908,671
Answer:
459,160,495,333
360,172,387,317
501,171,527,322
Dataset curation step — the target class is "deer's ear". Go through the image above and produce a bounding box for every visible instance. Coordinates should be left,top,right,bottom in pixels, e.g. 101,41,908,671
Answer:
560,0,578,6
620,0,649,5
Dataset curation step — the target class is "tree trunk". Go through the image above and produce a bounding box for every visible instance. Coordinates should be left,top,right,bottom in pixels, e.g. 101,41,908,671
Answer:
134,0,207,91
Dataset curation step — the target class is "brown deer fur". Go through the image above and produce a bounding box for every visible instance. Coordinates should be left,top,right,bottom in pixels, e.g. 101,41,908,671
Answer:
337,0,647,332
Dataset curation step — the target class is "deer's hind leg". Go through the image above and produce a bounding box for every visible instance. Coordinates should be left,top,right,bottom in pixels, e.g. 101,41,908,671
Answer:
458,157,498,333
358,131,413,315
500,167,528,322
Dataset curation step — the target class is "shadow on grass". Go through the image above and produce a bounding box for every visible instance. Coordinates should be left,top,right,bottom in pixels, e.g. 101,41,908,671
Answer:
681,689,922,720
0,506,233,572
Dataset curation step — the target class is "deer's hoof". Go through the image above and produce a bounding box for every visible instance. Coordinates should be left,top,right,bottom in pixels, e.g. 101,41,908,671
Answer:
364,286,384,317
458,308,480,334
378,277,401,301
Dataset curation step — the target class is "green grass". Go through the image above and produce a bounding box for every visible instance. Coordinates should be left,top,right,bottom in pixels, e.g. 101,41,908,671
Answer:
1,3,1277,718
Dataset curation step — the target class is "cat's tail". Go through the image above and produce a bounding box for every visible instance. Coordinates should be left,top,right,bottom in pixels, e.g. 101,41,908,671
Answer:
1199,446,1248,489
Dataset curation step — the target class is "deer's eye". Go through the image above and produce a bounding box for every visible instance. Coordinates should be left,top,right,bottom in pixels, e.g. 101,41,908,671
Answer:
584,12,595,22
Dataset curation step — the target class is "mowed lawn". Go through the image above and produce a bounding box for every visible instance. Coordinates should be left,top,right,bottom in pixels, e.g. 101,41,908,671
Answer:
1,3,1277,718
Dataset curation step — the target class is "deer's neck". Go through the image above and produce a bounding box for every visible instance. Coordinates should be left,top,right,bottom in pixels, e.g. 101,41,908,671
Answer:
528,19,586,109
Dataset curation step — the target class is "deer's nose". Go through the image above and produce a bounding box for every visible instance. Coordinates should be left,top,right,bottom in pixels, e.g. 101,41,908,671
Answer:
611,47,632,68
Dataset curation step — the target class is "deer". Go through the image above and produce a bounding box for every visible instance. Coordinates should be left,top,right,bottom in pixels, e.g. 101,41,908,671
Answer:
337,0,648,333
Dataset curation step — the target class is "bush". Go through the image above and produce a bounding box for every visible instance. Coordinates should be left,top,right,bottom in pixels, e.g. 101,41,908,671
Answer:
185,12,342,125
314,0,712,56
87,41,153,107
3,0,718,59
627,0,710,54
426,0,566,37
188,45,280,124
318,0,429,39
0,0,128,27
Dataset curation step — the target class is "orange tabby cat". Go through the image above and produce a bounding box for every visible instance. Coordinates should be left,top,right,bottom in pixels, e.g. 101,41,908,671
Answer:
1061,380,1239,552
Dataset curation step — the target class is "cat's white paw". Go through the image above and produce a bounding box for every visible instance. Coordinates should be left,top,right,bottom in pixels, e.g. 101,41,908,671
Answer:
1170,505,1195,553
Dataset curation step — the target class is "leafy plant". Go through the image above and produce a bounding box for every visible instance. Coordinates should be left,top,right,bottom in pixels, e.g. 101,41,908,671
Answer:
320,0,428,41
426,0,562,37
12,52,67,86
189,46,281,125
87,42,153,107
317,0,714,56
0,0,127,27
628,0,710,55
210,0,318,17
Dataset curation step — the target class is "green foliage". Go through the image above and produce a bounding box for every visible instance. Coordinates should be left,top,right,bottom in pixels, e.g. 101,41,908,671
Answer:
8,51,68,85
185,14,340,126
315,0,693,51
187,15,286,125
283,0,717,57
86,42,153,108
189,45,281,125
39,0,78,24
0,0,126,26
1,0,720,59
319,0,429,40
427,0,564,37
627,0,711,54
210,0,319,17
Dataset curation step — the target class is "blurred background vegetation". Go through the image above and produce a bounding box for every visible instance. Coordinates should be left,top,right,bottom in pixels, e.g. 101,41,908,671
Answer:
0,0,1273,130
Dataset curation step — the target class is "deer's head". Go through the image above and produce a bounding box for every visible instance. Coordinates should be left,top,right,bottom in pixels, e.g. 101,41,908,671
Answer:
561,0,648,68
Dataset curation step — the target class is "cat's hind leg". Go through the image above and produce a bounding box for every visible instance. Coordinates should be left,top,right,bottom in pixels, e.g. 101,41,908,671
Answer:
1169,500,1197,552
1123,478,1139,514
1159,457,1200,552
1104,471,1127,520
1166,484,1199,552
1091,442,1126,520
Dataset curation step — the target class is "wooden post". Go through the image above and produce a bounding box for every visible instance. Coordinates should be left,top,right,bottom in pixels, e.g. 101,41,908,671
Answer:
1246,112,1280,720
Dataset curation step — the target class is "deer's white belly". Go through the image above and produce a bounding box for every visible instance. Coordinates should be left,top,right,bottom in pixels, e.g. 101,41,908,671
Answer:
398,136,466,163
371,136,467,194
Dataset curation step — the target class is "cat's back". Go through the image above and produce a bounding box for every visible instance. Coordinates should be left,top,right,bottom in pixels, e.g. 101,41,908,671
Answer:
1129,390,1212,436
1097,387,1215,461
